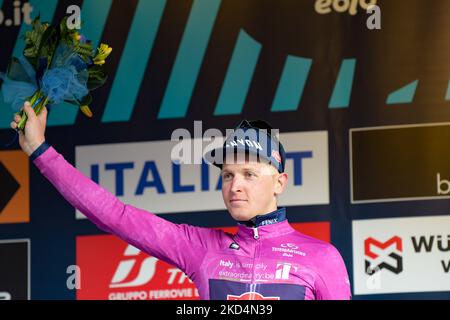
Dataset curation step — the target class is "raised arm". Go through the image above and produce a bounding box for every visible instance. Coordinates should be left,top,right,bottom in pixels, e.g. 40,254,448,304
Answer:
10,102,223,277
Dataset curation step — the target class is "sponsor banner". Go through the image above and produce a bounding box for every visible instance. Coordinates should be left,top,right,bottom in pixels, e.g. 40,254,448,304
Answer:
350,122,450,203
352,215,450,295
75,131,328,218
77,221,329,300
76,234,199,300
0,151,29,224
0,239,30,300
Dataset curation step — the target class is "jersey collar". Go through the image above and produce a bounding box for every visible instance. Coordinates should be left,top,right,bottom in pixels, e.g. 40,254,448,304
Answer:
238,207,286,228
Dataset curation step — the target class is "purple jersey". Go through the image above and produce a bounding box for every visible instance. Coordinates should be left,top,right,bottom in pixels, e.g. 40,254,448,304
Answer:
33,146,352,300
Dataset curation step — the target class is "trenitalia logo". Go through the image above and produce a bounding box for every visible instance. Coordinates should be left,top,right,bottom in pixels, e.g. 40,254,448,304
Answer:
109,245,158,288
77,235,199,300
364,236,403,275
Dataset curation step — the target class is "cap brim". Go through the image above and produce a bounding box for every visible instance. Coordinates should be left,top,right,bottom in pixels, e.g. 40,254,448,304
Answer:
203,146,274,170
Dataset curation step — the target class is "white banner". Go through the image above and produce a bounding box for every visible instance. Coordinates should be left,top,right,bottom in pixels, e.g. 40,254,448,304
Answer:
352,215,450,295
75,131,328,218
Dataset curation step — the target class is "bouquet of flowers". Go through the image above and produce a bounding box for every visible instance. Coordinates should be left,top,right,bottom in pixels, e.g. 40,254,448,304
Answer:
0,15,112,131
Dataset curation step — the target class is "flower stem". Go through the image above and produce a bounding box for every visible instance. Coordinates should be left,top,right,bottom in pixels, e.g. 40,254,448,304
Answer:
17,91,47,131
34,97,49,115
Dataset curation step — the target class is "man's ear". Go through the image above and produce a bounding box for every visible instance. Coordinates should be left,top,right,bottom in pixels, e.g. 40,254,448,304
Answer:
274,173,288,196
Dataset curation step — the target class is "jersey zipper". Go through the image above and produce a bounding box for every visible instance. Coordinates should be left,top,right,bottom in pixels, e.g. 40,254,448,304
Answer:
250,227,261,289
253,226,259,240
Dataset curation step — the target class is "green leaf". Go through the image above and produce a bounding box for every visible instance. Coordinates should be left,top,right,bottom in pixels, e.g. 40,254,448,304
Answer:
87,75,107,91
79,94,92,106
88,65,106,78
37,25,57,59
63,99,79,106
23,16,51,60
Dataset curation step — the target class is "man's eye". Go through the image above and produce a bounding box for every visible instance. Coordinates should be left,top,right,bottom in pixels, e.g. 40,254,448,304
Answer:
245,172,256,178
222,173,232,180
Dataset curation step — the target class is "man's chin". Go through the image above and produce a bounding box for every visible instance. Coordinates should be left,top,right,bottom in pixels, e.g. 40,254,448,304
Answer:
229,210,253,222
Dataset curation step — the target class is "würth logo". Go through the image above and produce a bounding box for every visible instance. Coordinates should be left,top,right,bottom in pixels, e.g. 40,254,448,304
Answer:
364,236,403,275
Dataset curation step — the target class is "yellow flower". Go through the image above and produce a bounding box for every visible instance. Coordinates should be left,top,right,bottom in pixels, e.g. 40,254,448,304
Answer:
71,32,81,42
80,105,93,118
93,44,112,65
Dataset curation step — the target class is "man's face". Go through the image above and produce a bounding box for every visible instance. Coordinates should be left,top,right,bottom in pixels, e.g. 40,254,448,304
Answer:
221,161,288,222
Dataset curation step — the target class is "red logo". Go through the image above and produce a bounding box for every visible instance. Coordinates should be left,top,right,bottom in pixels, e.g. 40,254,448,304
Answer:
76,235,199,300
109,245,157,288
365,236,402,259
364,236,403,275
272,150,282,164
227,292,280,300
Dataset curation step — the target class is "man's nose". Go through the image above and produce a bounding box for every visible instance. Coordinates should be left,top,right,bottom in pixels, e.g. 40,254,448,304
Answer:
230,175,244,193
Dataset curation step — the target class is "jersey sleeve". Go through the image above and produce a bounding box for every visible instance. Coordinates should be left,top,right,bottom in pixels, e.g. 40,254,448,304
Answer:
314,244,352,300
32,146,221,277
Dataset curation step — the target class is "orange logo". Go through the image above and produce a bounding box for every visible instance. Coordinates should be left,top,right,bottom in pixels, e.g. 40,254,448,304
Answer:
0,151,29,224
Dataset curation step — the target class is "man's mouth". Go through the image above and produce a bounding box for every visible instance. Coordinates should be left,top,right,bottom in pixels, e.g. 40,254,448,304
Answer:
230,199,247,203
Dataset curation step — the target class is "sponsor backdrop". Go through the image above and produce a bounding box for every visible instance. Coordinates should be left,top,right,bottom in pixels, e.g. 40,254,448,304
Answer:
0,0,449,299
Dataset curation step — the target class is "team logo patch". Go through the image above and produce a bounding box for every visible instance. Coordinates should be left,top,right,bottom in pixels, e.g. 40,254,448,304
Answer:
209,279,305,300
